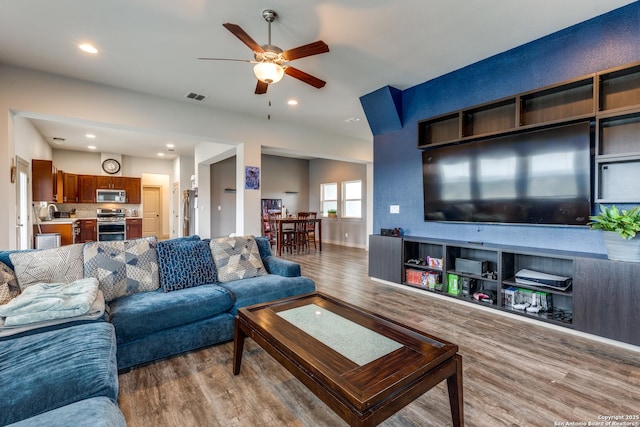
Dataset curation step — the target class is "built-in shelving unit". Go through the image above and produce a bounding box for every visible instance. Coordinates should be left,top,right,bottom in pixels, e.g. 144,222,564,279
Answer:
417,61,640,204
401,237,576,327
369,235,640,346
595,62,640,203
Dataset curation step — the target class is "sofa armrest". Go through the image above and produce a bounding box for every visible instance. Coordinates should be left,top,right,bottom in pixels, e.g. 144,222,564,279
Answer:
262,256,301,277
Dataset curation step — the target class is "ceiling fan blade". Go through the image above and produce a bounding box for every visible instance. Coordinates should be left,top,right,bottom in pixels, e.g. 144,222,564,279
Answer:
255,80,269,95
197,57,254,63
223,23,264,53
284,67,326,89
282,41,329,61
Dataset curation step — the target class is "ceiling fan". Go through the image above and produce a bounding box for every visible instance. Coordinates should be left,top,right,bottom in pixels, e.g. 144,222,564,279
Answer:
198,9,329,95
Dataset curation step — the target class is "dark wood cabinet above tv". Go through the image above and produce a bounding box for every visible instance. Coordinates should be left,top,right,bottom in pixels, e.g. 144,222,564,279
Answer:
417,61,640,205
417,61,640,149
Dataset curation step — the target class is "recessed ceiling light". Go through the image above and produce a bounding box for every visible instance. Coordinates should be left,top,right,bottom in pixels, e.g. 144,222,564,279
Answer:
157,152,165,157
287,99,298,106
166,143,174,148
78,43,98,54
85,133,96,139
87,145,97,150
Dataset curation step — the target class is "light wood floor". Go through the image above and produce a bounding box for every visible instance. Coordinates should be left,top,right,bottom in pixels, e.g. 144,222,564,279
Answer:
118,244,640,426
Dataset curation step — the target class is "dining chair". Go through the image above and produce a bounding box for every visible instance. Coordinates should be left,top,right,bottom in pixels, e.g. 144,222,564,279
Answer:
294,218,309,253
306,212,317,251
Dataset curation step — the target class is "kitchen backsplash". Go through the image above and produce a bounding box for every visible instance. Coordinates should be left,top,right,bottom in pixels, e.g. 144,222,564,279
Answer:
56,203,142,218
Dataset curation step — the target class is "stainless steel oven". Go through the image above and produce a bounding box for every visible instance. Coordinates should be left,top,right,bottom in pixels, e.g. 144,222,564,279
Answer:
96,208,126,241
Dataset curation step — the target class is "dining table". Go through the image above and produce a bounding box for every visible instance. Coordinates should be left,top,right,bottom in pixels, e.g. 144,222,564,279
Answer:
275,217,322,256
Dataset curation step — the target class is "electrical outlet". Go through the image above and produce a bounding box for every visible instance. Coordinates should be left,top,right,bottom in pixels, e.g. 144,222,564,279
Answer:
390,205,400,214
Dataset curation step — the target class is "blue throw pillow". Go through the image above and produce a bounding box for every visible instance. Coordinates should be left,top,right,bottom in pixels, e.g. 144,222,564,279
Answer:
157,239,217,292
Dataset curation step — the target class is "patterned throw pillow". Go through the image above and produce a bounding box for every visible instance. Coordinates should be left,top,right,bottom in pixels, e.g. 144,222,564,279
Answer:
209,236,268,283
157,239,217,292
10,244,84,290
0,261,20,305
83,236,159,302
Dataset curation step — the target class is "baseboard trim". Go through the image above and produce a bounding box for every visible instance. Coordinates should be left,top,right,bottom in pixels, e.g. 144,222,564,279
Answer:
371,277,640,353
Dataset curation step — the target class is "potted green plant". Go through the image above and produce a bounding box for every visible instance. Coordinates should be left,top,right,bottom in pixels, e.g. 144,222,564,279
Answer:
588,205,640,262
327,209,337,218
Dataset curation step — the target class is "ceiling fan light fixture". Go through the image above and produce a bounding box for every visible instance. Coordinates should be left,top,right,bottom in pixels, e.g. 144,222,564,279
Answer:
254,62,284,84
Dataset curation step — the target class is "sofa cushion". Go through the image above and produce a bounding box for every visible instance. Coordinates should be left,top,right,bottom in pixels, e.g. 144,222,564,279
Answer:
6,396,125,427
83,237,159,302
219,274,316,315
0,261,19,305
210,236,267,283
254,236,272,258
0,322,118,426
109,283,234,343
9,244,84,290
157,239,217,292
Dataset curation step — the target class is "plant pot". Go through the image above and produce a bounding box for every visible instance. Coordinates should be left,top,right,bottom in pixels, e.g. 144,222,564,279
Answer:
602,231,640,262
328,213,337,218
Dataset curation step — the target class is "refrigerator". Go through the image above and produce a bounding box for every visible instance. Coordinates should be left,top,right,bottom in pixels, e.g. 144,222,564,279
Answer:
182,189,197,237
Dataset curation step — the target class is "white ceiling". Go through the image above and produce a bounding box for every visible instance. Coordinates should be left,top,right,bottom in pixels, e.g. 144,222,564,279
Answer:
0,0,634,159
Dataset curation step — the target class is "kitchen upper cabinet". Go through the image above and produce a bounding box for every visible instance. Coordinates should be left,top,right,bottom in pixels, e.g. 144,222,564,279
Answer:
78,175,96,203
32,159,55,202
63,173,78,203
96,176,126,190
125,177,141,204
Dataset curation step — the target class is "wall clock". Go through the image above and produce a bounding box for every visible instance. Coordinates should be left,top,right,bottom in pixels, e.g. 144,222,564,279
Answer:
102,158,121,175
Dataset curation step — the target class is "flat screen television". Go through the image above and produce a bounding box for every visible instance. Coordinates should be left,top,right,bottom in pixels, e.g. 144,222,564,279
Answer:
422,121,592,225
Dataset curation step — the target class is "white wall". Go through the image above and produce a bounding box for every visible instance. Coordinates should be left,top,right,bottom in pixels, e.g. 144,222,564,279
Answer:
0,63,372,248
14,116,51,161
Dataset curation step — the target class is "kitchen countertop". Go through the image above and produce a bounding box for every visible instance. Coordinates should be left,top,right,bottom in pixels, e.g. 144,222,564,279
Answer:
36,218,77,225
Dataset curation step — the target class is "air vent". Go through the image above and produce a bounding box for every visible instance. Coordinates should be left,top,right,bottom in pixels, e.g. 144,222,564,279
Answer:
185,92,207,102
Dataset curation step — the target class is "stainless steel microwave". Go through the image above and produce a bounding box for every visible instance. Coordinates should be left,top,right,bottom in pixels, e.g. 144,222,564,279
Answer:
96,189,126,203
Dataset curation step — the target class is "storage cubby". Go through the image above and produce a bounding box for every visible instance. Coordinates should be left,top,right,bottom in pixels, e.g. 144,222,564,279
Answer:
599,62,640,112
462,98,516,138
501,252,574,326
597,112,640,156
417,113,460,148
519,77,594,126
596,159,640,203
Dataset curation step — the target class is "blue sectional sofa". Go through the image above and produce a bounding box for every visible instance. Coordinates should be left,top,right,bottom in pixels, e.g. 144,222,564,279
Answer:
0,235,315,426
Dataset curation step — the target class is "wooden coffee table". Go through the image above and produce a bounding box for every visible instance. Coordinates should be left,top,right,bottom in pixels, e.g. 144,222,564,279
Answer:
233,292,463,426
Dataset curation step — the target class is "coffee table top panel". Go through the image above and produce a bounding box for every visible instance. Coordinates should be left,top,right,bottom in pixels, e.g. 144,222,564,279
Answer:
238,292,458,406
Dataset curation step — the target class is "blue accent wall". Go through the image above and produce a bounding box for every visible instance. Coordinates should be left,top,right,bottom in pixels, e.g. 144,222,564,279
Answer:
367,3,640,255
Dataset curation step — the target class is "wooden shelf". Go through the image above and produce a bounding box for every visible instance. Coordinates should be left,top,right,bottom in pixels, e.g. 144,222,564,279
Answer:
599,62,640,112
519,77,595,126
417,112,460,148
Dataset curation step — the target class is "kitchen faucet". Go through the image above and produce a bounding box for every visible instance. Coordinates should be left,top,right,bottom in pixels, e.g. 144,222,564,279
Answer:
47,204,58,218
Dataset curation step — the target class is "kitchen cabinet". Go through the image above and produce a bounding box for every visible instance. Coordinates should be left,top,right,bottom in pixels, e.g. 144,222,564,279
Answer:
63,172,78,203
32,159,55,202
33,222,74,246
77,219,97,243
78,175,96,203
125,177,142,204
96,176,126,190
126,218,142,239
